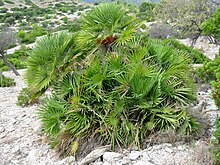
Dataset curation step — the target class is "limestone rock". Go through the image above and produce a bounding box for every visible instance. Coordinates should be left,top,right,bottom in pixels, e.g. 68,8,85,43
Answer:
103,152,123,163
80,145,111,165
128,151,143,161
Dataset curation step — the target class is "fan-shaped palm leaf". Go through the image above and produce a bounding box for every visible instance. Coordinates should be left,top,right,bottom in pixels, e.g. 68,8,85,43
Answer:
77,3,141,50
26,31,78,97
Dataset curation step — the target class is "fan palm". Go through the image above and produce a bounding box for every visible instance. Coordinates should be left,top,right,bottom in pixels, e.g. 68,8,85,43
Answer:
40,38,198,151
77,3,141,52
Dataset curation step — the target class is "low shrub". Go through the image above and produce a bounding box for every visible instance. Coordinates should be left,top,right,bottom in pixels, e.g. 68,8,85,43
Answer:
24,0,34,5
57,20,81,32
199,52,220,80
17,24,47,44
0,0,4,6
0,73,15,87
17,87,39,107
11,7,21,11
212,117,220,164
137,2,156,22
55,3,62,8
62,16,68,24
0,46,30,71
4,16,15,25
212,80,220,108
0,7,8,13
4,0,14,4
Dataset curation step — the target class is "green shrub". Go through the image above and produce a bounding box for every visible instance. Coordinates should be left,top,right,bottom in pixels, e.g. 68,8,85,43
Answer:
199,50,220,163
212,80,220,108
17,24,47,44
13,11,23,20
8,43,17,49
62,16,68,24
0,73,15,87
200,51,220,108
17,30,27,38
24,0,34,5
4,0,14,4
0,0,4,6
0,46,30,71
199,51,220,81
44,14,52,19
212,117,220,164
202,7,220,42
137,2,156,21
17,87,39,107
10,7,21,11
0,7,8,13
55,3,62,8
19,21,28,27
57,20,81,32
4,16,15,25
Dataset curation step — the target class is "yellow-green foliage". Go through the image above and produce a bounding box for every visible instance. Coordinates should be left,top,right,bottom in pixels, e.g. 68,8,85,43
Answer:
202,7,220,42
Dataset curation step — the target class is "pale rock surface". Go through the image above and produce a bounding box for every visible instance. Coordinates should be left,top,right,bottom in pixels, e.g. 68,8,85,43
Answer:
179,36,220,60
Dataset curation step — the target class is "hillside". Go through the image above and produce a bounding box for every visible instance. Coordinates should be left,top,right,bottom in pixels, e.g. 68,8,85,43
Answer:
0,0,160,8
0,0,82,8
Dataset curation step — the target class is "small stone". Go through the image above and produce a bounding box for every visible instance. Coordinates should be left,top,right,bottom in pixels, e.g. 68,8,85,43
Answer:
10,118,17,125
129,151,142,160
121,156,131,164
80,145,111,165
12,146,20,154
67,156,75,163
7,127,15,132
102,162,111,165
0,126,5,133
152,145,162,150
103,152,123,163
27,149,39,162
164,147,173,153
93,162,103,165
133,160,154,165
33,124,41,133
11,160,21,164
0,133,6,138
177,146,185,151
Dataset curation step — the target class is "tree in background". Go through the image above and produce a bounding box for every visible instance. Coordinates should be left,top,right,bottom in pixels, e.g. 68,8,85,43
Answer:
0,28,19,76
201,7,220,45
155,0,217,46
137,1,157,21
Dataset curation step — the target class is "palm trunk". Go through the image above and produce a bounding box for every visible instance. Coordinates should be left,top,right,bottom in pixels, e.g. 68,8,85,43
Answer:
0,52,20,76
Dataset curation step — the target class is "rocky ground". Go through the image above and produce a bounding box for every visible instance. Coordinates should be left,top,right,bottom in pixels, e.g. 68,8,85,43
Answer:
0,69,218,165
179,36,220,60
